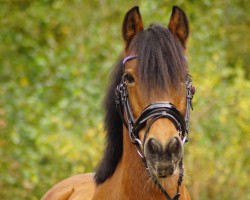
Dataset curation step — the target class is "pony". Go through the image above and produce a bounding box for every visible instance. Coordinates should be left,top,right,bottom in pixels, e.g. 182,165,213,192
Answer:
42,5,195,200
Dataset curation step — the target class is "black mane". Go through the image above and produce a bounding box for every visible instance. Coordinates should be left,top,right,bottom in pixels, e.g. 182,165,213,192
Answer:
94,58,124,184
94,24,188,184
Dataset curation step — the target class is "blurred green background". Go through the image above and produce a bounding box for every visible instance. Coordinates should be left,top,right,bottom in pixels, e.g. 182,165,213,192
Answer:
0,0,249,199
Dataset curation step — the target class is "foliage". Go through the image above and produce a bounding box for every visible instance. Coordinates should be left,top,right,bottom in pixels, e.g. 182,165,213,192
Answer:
0,0,249,199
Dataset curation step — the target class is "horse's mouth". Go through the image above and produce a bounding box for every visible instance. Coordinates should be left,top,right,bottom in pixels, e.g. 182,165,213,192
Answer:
147,161,179,179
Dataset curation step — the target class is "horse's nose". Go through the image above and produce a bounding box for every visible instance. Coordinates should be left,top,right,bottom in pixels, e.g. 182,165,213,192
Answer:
146,138,162,157
145,137,183,162
167,137,183,160
145,137,183,177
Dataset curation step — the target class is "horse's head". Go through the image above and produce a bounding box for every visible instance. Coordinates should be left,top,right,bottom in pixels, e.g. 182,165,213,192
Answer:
117,6,192,180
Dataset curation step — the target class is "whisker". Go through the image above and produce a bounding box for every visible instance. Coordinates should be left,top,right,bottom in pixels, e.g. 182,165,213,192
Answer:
142,176,153,192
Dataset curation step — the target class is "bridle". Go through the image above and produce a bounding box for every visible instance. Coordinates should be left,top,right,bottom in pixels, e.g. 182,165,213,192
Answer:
115,55,195,200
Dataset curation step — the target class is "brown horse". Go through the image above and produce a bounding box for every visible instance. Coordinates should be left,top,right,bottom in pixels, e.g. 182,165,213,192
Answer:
42,5,195,200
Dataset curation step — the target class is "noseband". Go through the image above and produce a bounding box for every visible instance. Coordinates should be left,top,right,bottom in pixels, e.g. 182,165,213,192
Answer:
115,55,195,200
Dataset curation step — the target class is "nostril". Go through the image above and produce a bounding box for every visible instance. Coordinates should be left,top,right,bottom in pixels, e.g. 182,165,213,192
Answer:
167,137,183,159
146,138,162,155
168,137,179,152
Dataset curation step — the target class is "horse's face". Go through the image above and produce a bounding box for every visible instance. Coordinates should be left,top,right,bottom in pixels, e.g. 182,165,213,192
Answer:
123,55,186,179
122,7,189,179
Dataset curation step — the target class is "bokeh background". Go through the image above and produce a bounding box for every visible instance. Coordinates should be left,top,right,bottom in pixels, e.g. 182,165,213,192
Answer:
0,0,249,199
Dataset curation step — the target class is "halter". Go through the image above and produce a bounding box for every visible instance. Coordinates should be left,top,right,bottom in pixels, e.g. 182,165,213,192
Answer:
115,55,195,200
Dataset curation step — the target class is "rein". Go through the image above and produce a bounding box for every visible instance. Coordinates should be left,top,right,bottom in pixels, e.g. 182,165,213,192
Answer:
115,55,195,200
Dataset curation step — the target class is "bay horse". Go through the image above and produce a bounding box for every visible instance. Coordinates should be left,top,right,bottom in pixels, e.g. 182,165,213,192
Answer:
42,5,195,200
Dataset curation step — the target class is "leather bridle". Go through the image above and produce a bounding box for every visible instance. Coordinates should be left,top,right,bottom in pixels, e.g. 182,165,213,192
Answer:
115,55,195,200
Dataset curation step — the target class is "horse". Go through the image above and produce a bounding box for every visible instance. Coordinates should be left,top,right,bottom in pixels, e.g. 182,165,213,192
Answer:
42,5,195,200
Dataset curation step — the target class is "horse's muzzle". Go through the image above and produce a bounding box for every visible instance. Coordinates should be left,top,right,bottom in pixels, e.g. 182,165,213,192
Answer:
144,137,183,178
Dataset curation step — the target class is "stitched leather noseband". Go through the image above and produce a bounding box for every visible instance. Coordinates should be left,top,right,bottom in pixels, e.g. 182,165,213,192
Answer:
115,55,195,200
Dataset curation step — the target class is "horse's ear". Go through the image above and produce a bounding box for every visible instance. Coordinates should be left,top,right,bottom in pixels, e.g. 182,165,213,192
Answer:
168,6,189,48
122,6,144,49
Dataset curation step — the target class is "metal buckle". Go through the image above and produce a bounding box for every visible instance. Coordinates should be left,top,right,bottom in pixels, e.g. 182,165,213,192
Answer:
133,138,145,159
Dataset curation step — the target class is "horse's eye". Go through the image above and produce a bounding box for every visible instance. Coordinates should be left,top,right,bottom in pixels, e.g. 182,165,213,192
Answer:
124,74,135,84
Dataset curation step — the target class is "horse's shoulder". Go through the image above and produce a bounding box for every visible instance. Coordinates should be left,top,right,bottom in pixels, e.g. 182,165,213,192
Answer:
41,173,96,200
